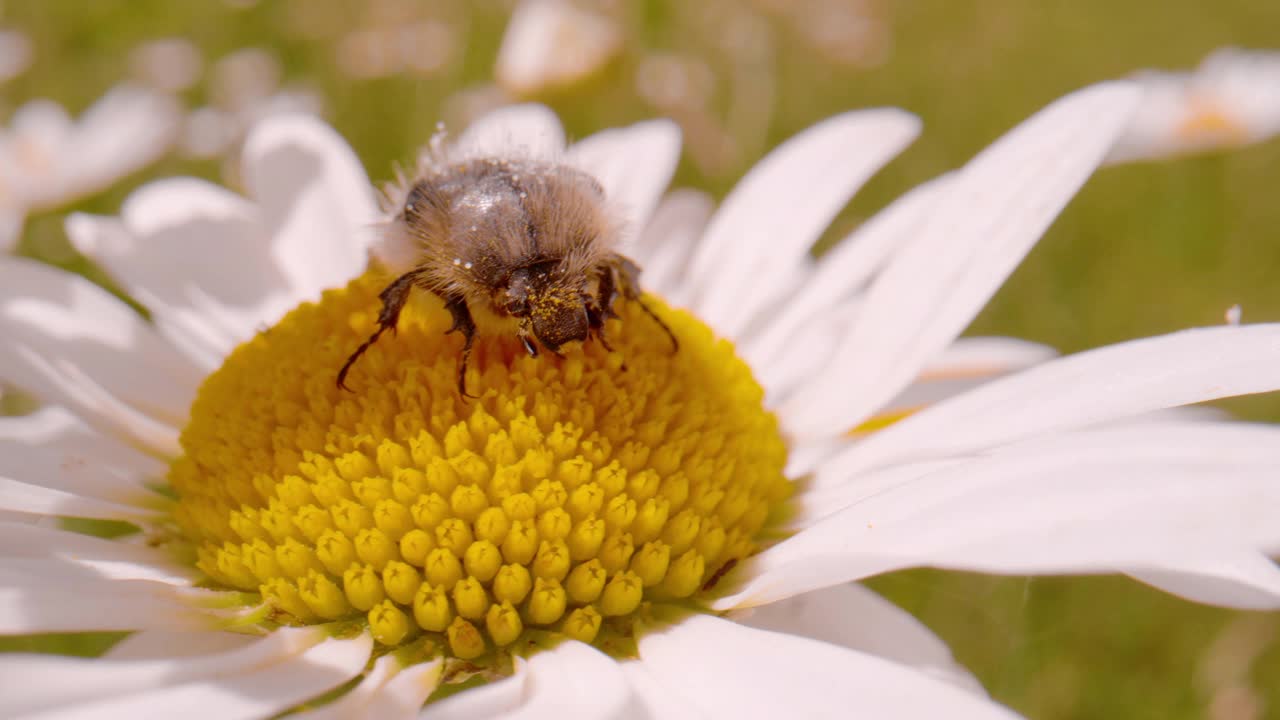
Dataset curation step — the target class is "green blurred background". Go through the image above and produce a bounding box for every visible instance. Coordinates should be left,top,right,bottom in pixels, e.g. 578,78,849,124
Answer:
2,1,1278,717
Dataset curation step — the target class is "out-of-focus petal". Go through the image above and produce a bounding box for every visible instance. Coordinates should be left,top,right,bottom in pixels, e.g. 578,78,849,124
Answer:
496,0,623,96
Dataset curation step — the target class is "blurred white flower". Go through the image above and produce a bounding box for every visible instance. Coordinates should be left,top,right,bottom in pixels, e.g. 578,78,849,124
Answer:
1108,47,1280,163
0,84,181,252
336,22,456,79
180,48,323,160
0,28,32,84
496,0,623,95
130,37,204,93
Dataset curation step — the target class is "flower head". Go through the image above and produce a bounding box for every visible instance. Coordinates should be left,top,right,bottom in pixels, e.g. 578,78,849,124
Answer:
2,81,1279,718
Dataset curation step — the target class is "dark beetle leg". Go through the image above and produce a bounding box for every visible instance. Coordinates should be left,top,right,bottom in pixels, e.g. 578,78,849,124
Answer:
444,296,478,398
337,270,420,391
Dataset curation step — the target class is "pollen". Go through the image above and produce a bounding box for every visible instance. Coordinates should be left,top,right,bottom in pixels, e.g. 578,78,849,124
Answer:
170,270,790,670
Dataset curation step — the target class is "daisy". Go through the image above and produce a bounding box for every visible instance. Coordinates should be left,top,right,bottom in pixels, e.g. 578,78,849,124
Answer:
2,80,1279,719
1107,47,1280,163
0,84,181,252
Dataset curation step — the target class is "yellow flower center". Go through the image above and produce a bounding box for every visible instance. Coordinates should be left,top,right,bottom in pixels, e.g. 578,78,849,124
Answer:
169,270,790,666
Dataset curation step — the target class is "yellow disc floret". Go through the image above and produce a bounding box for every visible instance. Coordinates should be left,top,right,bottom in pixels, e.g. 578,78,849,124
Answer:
171,270,790,667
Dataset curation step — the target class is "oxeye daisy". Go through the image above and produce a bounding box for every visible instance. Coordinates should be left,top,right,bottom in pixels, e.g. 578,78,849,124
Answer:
2,80,1279,719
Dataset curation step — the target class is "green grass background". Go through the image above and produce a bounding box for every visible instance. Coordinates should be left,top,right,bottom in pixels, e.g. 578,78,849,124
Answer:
2,1,1278,717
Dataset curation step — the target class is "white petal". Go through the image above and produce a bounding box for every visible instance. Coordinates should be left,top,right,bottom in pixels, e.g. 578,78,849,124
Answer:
874,336,1059,415
0,405,164,502
735,582,984,694
0,475,159,521
0,205,25,253
742,174,949,365
567,119,680,248
781,82,1142,437
0,258,199,455
717,422,1280,610
687,109,921,339
52,85,181,206
241,114,376,300
16,632,372,720
823,324,1280,478
618,661,708,720
2,627,325,715
754,297,860,403
638,614,1021,719
423,659,527,719
0,560,216,633
0,522,190,582
104,630,257,660
629,189,714,302
68,176,298,367
293,654,442,720
496,640,634,719
365,660,445,719
1128,551,1280,609
454,103,566,160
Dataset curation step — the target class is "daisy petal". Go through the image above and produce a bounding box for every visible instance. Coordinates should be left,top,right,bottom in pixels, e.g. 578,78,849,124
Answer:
824,324,1280,477
630,189,714,303
566,119,681,247
454,103,566,160
68,178,297,368
0,258,201,454
782,82,1142,437
1,627,326,715
638,614,1021,719
687,109,922,338
742,174,949,365
8,631,372,720
718,422,1280,610
875,336,1059,415
241,114,377,299
1128,552,1280,609
735,582,985,694
619,661,708,720
0,560,217,633
104,630,257,660
0,405,163,503
496,641,634,719
0,522,191,582
0,475,158,521
423,658,527,719
291,654,441,720
58,85,181,204
363,659,443,719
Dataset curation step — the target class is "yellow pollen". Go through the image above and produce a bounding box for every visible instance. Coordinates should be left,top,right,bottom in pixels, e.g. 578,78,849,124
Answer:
170,270,790,671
